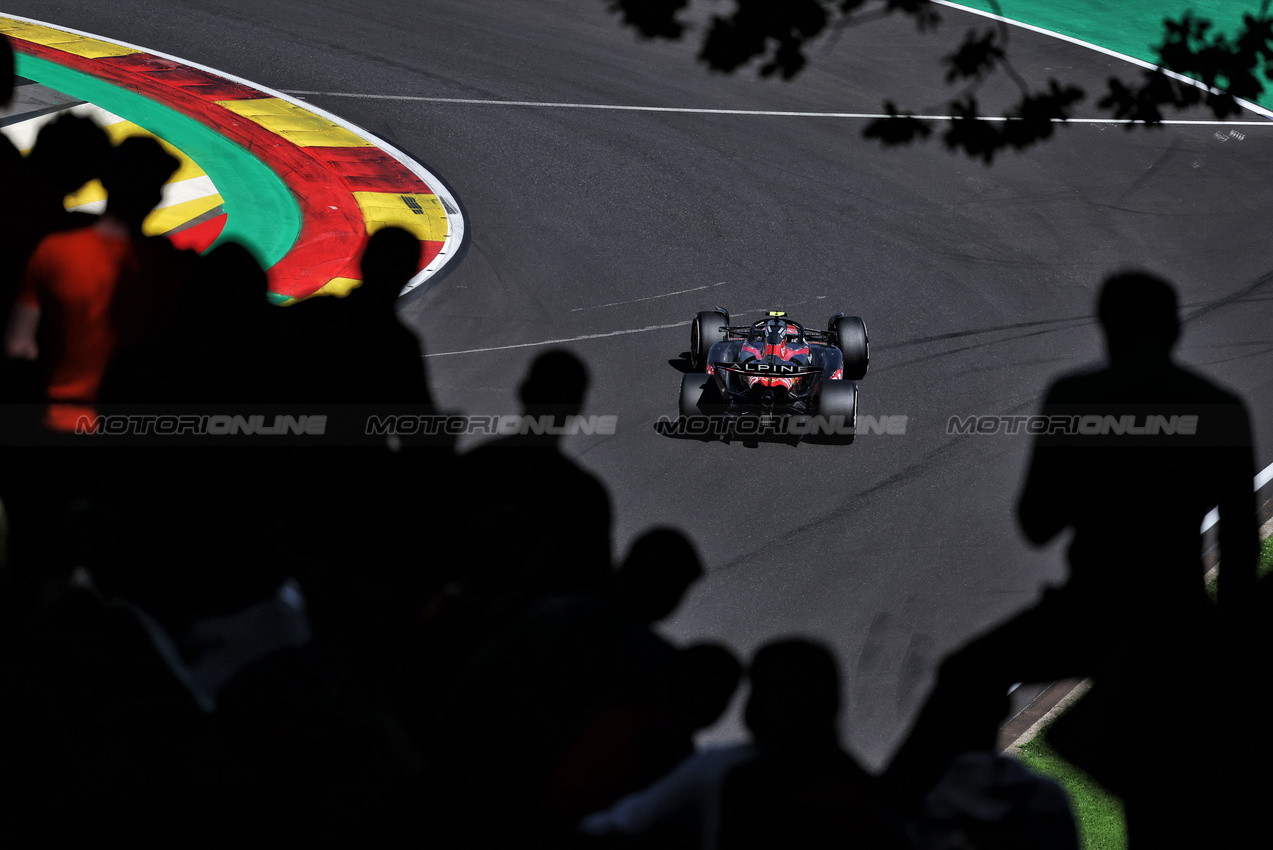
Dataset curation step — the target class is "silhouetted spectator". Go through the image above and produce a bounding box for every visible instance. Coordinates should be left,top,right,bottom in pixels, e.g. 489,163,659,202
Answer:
1,114,127,619
452,349,613,598
545,641,742,826
578,742,759,850
884,271,1259,818
276,232,453,699
102,240,275,404
909,750,1077,850
275,225,432,409
425,575,681,843
5,135,192,430
715,639,910,849
329,225,433,406
25,112,111,236
2,113,109,418
400,525,704,763
615,527,704,624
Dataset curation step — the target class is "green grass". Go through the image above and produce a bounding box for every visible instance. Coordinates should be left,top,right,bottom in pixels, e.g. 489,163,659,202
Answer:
1017,735,1126,850
1207,531,1273,600
1021,535,1272,850
1257,533,1273,575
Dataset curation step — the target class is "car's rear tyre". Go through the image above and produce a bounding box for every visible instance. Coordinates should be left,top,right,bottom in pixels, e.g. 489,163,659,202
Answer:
833,316,869,380
690,310,729,372
817,379,858,436
680,373,722,417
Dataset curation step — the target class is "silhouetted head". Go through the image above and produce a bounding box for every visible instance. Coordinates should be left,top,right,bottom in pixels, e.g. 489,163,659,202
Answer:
1097,271,1180,363
519,349,588,422
28,113,111,197
616,527,703,622
195,241,271,318
102,136,179,230
666,642,743,731
358,226,420,306
1,35,13,110
744,638,841,747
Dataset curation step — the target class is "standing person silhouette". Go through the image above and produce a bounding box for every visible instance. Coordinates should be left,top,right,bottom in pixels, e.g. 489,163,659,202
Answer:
5,135,190,431
885,271,1259,815
451,349,614,598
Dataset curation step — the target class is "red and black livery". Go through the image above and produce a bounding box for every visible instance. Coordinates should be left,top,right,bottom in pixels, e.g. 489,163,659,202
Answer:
679,309,869,429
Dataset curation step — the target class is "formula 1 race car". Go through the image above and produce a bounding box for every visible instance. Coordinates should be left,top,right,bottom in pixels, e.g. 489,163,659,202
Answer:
679,309,869,426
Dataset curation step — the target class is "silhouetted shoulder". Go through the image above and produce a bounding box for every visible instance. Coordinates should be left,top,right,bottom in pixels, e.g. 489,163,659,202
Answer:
1043,360,1246,407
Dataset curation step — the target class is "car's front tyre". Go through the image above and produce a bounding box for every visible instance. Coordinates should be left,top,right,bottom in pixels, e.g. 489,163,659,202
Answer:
833,316,869,380
690,310,729,372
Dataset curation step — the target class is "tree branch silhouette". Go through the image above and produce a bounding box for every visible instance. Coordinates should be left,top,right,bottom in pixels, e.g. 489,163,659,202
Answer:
606,0,1273,163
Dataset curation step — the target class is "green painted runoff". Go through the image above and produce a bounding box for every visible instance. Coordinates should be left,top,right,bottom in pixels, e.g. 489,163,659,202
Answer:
946,1,1273,110
15,52,302,267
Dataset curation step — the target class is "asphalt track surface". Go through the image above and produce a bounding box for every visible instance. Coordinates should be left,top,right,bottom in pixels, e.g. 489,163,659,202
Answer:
13,0,1273,769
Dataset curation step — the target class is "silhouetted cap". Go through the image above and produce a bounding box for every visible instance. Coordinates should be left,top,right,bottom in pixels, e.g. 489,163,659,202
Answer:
744,638,841,744
520,349,588,409
29,112,112,195
617,527,703,622
1097,271,1180,354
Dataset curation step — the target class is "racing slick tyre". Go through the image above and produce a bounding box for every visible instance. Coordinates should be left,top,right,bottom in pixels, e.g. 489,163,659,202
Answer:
833,316,869,380
680,373,723,417
690,311,729,372
817,379,858,439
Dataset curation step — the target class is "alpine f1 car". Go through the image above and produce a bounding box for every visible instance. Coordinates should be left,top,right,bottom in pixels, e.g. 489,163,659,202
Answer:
679,309,869,425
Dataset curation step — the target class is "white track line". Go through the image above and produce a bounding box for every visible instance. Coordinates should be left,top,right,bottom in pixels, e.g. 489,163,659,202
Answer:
570,281,727,312
283,91,1273,126
7,13,466,297
424,321,683,357
933,0,1273,122
1,102,128,151
1201,459,1273,532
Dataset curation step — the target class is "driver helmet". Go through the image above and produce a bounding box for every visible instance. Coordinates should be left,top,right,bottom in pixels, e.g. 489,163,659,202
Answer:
763,319,789,346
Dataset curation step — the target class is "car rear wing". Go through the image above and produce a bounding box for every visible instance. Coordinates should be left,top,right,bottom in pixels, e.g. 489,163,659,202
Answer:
714,362,823,377
717,324,838,345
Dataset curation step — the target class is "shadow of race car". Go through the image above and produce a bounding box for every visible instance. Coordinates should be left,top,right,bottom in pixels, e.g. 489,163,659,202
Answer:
679,309,869,430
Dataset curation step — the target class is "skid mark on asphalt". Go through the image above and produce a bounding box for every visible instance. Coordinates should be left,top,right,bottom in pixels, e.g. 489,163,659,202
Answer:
284,91,1273,126
426,298,830,357
896,631,935,719
571,281,727,311
1114,137,1183,205
423,321,684,356
853,612,893,681
874,315,1094,352
869,320,1093,376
